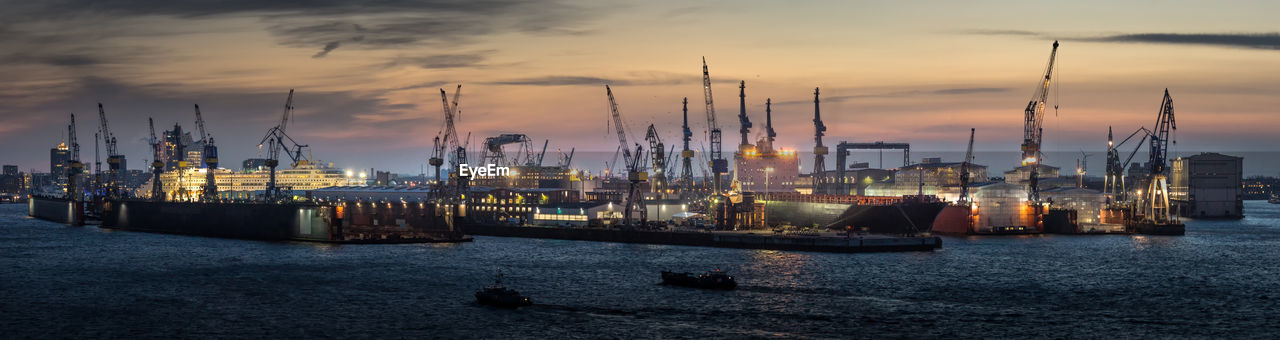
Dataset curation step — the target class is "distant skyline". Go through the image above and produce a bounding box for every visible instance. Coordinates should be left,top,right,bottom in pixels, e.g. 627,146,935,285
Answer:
2,1,1278,173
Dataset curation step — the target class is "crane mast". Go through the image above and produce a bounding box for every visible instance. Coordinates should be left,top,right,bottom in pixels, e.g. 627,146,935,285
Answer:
763,98,776,153
1020,40,1059,202
812,87,828,192
194,104,218,200
258,89,309,200
737,81,752,151
66,114,84,200
679,97,694,195
1141,89,1178,225
702,57,727,195
97,103,124,198
148,118,165,201
437,85,467,193
645,124,667,193
604,85,647,227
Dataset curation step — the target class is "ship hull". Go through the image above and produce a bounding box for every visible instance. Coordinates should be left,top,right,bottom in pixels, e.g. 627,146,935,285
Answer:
766,199,946,235
28,196,83,226
101,200,470,243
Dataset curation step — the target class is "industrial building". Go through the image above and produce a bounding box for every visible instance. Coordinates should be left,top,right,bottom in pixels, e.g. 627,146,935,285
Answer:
1170,152,1243,218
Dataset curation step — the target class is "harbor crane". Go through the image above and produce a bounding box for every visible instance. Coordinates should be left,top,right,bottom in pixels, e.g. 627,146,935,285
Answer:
702,58,728,194
645,124,667,193
762,98,776,153
812,88,828,193
679,97,694,195
605,85,647,228
432,85,468,194
1104,125,1152,202
257,89,310,200
481,133,537,167
194,104,219,200
737,81,752,152
958,128,976,206
148,118,164,201
66,114,84,200
1136,89,1181,233
1020,40,1059,202
97,103,124,198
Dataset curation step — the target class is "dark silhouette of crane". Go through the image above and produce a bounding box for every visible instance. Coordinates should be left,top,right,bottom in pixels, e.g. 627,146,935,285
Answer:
257,89,309,200
812,87,828,193
194,104,218,201
959,128,976,206
97,103,124,198
66,114,84,201
679,97,694,196
148,118,165,201
605,85,647,228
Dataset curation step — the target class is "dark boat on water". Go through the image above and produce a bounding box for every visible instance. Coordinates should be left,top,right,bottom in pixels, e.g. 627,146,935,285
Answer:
661,269,737,290
475,271,533,308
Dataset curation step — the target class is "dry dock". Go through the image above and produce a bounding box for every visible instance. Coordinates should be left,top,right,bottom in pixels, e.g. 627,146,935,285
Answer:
462,224,942,253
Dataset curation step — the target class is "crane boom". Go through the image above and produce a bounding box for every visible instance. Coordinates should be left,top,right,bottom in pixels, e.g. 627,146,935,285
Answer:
958,128,976,205
1020,40,1059,165
279,89,294,134
702,57,718,131
194,104,209,142
604,85,634,167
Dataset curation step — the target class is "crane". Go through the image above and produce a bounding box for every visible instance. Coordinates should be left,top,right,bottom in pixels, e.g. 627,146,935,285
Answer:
433,85,467,194
1076,150,1091,188
702,58,727,194
1020,40,1059,202
97,103,124,198
257,89,310,200
679,97,694,195
194,104,219,200
645,124,667,193
605,85,647,227
812,87,828,193
763,98,776,153
1140,89,1178,226
66,113,84,200
1106,126,1152,202
958,128,976,206
737,80,752,152
148,118,164,201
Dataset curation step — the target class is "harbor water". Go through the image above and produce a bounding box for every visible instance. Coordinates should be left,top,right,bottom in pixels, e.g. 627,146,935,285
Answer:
2,202,1278,338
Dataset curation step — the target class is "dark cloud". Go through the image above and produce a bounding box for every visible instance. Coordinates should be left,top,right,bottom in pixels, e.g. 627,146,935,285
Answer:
1085,33,1280,50
2,53,104,67
964,29,1280,51
389,53,489,69
486,75,692,86
312,41,341,58
774,87,1012,105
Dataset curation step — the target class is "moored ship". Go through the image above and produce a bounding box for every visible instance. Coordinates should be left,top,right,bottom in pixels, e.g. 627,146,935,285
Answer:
762,193,946,235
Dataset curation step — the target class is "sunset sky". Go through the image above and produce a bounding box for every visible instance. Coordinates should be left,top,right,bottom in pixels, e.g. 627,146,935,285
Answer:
2,0,1277,174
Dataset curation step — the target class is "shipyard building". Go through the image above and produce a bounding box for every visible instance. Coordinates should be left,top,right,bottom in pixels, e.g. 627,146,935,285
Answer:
1170,152,1243,218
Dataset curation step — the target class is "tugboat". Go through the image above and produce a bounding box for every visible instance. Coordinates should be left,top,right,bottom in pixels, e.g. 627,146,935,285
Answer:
475,270,532,308
660,269,737,290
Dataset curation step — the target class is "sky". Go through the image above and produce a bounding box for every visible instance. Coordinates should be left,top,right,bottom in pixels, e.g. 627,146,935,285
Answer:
1,0,1278,175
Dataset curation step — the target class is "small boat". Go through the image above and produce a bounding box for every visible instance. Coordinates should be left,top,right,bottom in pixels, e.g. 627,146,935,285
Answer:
475,270,532,308
661,269,737,290
1269,194,1280,204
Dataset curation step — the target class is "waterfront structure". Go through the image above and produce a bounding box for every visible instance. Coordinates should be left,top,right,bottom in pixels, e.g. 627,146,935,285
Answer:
1170,152,1243,218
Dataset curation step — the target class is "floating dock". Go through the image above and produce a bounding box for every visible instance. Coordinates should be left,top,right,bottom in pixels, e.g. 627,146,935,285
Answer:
462,224,941,253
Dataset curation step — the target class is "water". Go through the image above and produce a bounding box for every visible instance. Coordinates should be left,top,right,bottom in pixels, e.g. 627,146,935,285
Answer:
2,202,1279,339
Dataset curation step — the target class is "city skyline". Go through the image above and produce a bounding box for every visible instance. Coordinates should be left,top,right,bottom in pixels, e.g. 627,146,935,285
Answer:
2,1,1278,173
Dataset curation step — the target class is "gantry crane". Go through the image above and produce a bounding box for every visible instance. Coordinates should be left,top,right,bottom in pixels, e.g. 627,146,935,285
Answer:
812,87,828,193
194,104,219,200
958,128,976,206
66,114,84,200
1020,40,1059,202
679,97,694,195
97,103,124,198
605,85,647,227
257,89,310,200
148,118,164,201
645,124,667,193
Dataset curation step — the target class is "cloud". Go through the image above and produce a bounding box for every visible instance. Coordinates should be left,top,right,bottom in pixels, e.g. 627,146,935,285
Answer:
963,29,1280,51
389,53,490,69
312,41,341,58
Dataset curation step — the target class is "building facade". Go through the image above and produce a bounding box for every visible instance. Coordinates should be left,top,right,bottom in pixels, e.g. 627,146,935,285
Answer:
1170,152,1243,218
